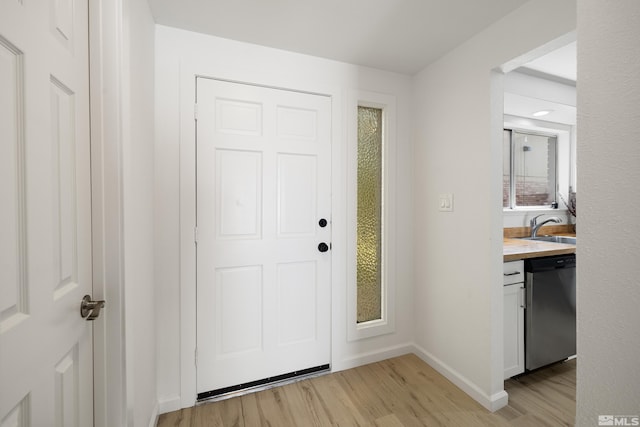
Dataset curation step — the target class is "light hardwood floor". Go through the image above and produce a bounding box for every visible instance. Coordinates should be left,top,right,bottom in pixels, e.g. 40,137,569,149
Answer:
157,354,576,426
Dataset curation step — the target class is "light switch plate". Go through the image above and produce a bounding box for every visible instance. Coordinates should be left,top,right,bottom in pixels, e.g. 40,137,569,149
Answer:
438,193,453,212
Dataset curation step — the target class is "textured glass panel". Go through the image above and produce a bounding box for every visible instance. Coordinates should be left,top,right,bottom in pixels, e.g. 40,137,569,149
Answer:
357,107,382,323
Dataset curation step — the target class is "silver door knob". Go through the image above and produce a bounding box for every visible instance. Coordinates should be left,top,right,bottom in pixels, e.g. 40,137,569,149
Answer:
80,295,105,321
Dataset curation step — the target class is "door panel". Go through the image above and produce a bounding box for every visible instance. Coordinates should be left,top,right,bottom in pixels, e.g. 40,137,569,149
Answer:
215,98,263,136
276,106,317,140
196,78,331,395
51,77,79,299
277,261,317,345
215,149,263,239
216,266,263,356
277,154,317,236
54,346,80,427
0,35,26,329
0,0,93,425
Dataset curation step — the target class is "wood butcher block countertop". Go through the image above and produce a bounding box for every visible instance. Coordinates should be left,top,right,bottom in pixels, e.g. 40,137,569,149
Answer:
503,237,576,262
503,224,576,262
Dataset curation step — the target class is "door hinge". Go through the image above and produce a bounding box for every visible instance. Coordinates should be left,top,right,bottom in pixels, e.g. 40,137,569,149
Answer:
194,103,198,121
194,226,198,244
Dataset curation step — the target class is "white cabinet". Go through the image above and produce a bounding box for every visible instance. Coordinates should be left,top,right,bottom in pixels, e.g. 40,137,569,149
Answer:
503,261,525,379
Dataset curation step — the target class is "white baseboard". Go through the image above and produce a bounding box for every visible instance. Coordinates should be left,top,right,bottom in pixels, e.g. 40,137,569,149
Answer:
157,344,508,415
332,343,415,372
413,344,508,412
158,394,182,415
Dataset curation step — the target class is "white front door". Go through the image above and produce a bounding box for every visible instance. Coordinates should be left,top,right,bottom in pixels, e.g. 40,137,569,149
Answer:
0,0,94,425
196,78,332,396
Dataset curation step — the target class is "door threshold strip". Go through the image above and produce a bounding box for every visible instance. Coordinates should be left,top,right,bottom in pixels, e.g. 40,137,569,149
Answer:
197,364,330,403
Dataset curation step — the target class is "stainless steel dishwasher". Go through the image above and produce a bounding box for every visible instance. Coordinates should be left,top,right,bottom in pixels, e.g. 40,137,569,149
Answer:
524,254,576,370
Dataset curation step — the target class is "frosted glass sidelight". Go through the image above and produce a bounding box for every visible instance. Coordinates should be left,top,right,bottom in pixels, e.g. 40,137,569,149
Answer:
357,107,383,323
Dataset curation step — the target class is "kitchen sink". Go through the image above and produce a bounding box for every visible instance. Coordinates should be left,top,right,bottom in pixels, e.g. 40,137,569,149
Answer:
522,235,576,244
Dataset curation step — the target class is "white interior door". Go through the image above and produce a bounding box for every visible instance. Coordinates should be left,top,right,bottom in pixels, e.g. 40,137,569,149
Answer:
0,0,93,426
196,78,332,396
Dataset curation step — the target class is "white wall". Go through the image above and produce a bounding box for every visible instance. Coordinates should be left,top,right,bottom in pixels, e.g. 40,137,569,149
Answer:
90,0,157,425
122,0,158,427
122,0,157,425
576,1,640,424
412,0,576,411
154,26,415,411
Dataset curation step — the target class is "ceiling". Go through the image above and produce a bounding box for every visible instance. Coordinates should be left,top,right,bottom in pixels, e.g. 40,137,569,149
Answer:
507,41,577,125
504,92,576,125
147,0,531,75
148,0,576,124
520,42,577,83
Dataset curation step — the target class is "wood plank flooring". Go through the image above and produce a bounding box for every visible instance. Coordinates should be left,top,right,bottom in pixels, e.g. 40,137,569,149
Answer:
157,354,576,426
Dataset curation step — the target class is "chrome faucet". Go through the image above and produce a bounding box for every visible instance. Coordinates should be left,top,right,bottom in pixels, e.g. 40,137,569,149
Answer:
530,214,562,238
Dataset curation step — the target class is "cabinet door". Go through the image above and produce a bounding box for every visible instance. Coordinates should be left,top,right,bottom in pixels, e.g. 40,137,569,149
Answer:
504,283,525,379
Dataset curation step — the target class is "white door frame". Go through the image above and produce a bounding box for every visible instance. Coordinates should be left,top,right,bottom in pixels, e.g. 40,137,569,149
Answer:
178,70,341,408
89,0,127,425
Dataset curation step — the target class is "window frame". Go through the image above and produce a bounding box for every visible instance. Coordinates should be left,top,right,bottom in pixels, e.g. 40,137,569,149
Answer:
347,90,396,341
503,127,560,210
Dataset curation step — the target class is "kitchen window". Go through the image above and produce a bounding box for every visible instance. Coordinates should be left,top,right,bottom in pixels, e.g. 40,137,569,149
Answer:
503,129,558,209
